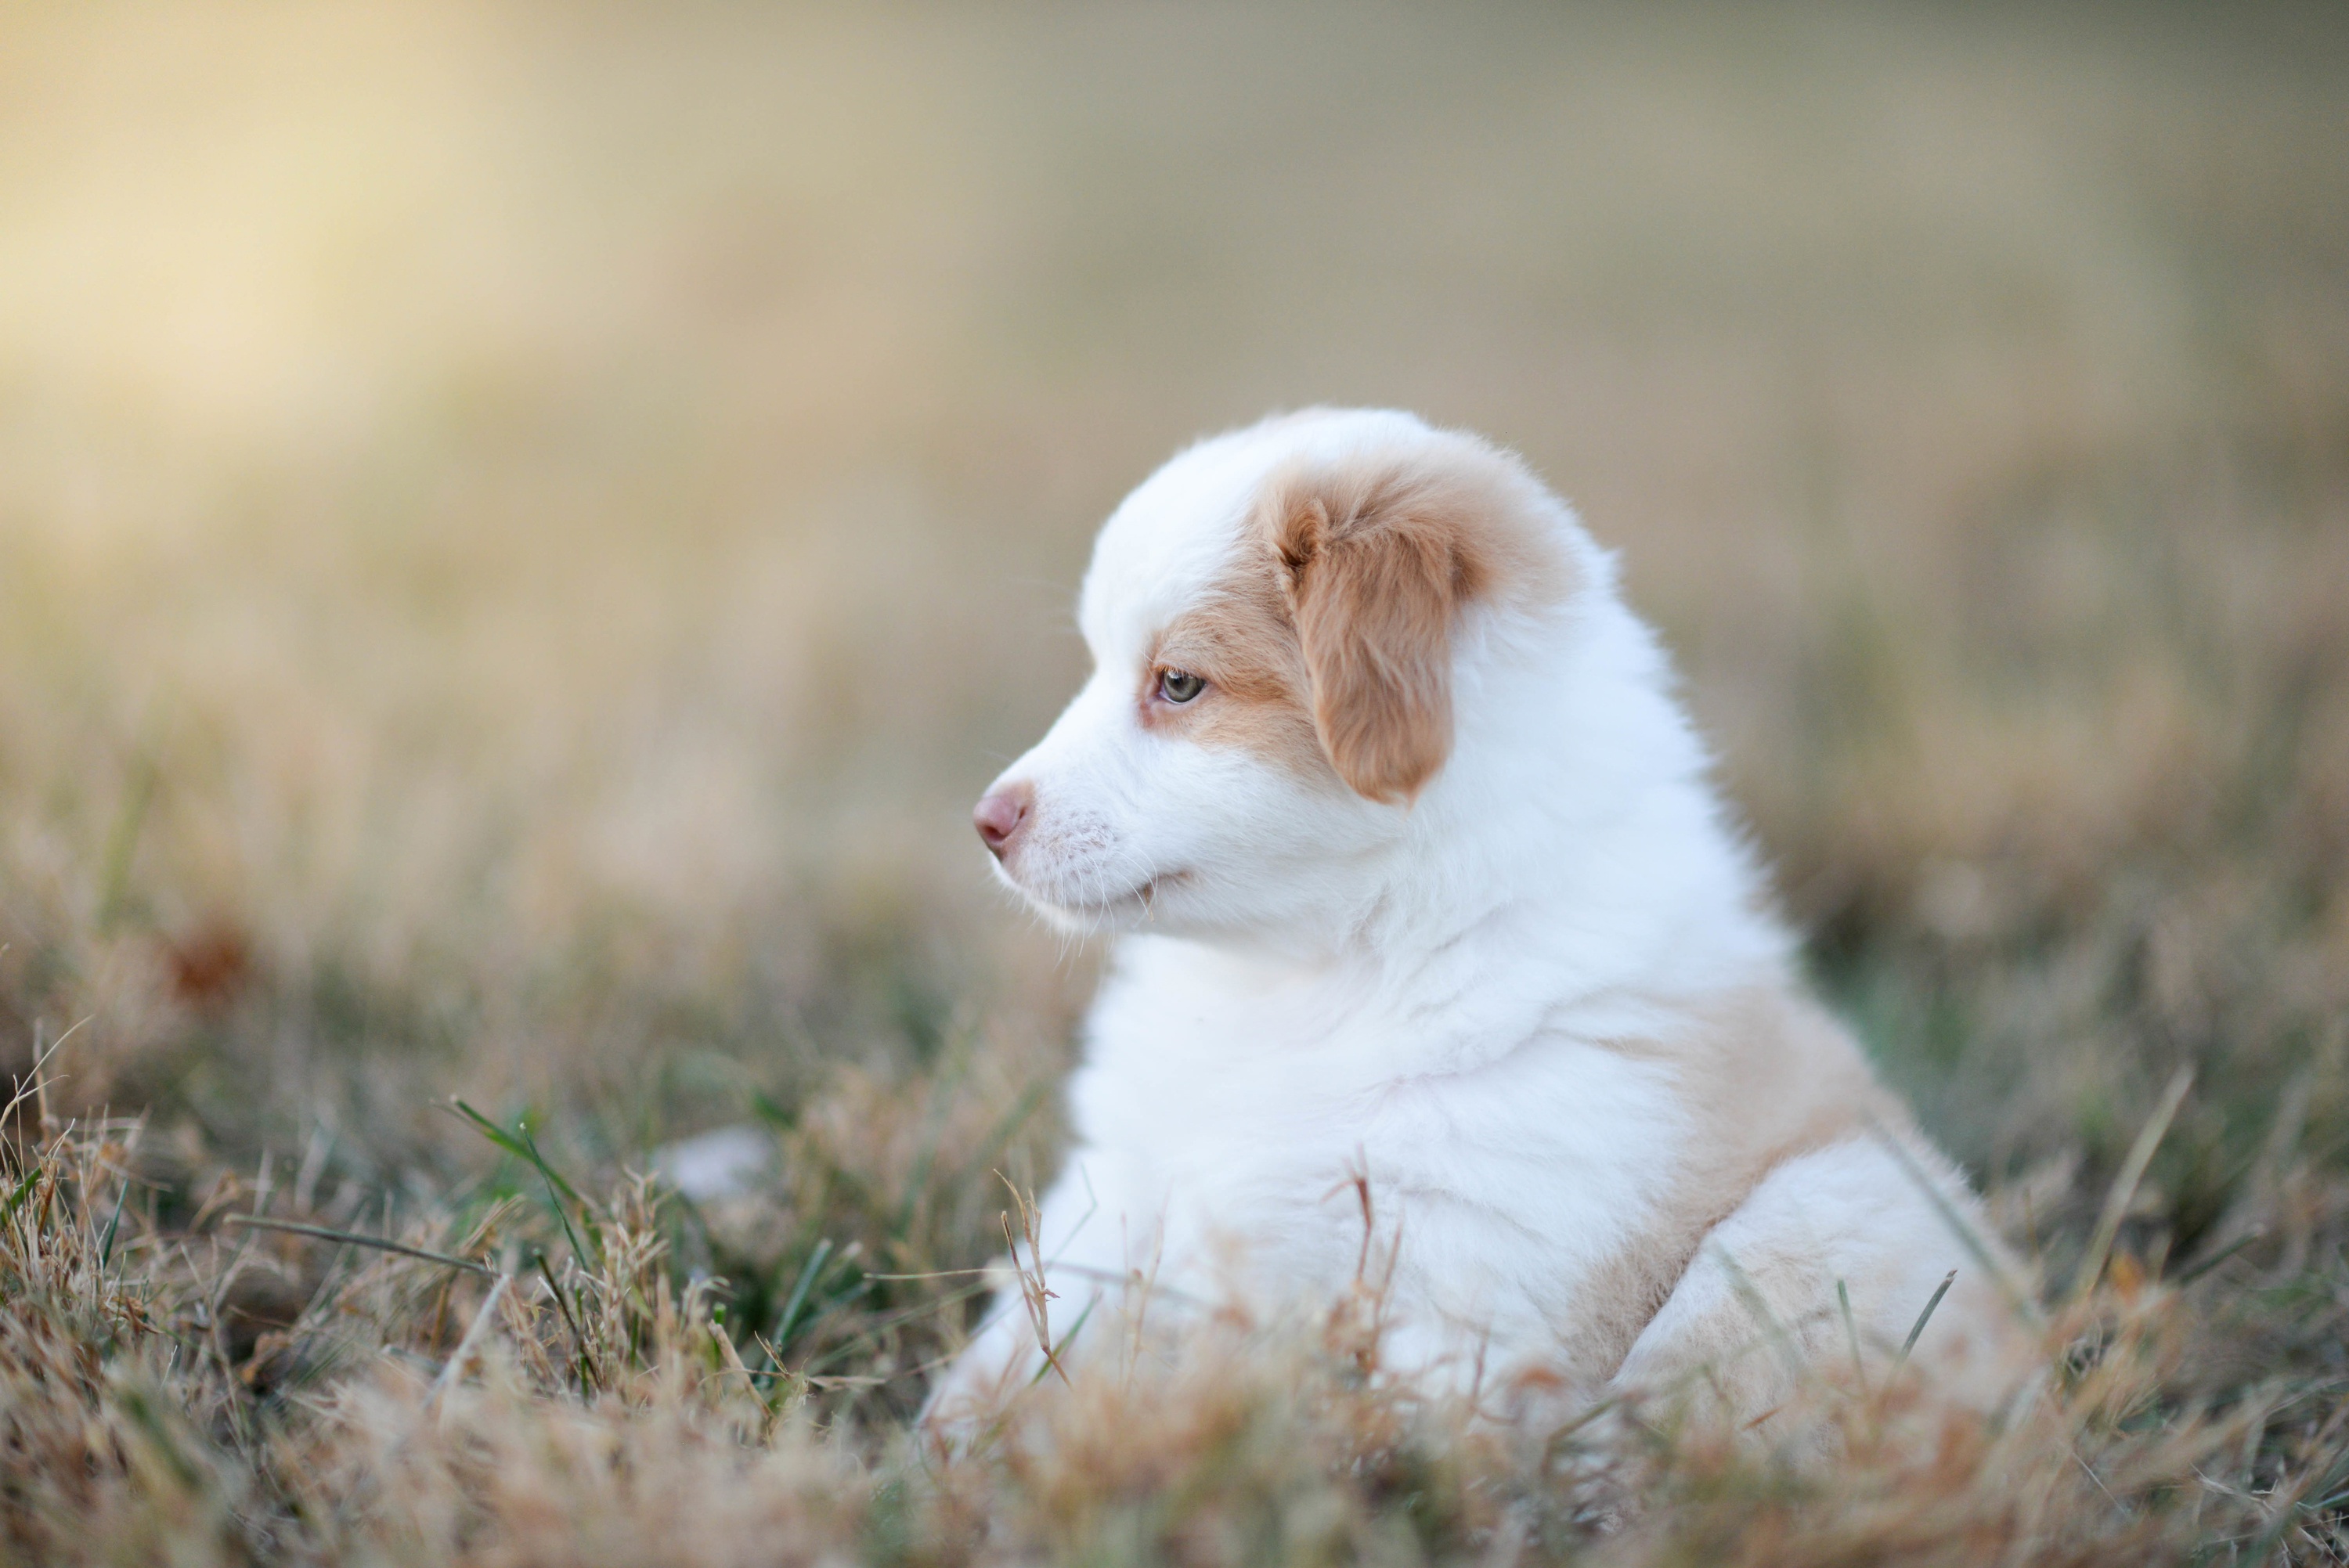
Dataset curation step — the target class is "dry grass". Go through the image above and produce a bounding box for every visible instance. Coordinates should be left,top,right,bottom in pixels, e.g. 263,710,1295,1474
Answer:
2,1,2347,1561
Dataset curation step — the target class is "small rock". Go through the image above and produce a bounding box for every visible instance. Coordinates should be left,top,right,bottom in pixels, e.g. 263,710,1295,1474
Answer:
652,1124,774,1202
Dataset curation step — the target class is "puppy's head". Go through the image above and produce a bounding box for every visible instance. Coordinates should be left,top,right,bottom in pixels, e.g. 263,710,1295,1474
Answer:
976,409,1573,939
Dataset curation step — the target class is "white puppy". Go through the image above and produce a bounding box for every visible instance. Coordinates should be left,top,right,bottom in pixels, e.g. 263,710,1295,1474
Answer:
926,409,2030,1433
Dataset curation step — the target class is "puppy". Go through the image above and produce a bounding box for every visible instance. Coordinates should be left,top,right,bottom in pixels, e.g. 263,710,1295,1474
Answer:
926,409,2031,1435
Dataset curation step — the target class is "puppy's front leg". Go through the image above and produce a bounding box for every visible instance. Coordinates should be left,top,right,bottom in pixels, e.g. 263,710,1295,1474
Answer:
918,1148,1156,1445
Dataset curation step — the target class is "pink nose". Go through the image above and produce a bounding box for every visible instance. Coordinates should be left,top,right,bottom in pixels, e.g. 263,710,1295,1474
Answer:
973,781,1034,860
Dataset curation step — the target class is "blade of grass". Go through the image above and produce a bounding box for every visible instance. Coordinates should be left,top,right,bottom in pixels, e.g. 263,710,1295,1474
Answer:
1867,1118,2042,1326
799,1279,994,1378
3,1025,78,1142
2173,1228,2263,1287
773,1278,876,1366
772,1238,835,1350
97,1175,130,1268
429,1274,511,1410
1712,1244,1803,1382
1027,1292,1099,1389
1837,1278,1867,1394
533,1250,597,1394
1894,1270,1958,1374
0,1163,44,1227
449,1100,583,1204
2072,1066,2195,1305
222,1214,496,1277
448,1099,593,1265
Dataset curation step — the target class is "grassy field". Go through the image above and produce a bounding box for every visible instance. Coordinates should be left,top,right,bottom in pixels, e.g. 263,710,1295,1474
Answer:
3,2,2348,1561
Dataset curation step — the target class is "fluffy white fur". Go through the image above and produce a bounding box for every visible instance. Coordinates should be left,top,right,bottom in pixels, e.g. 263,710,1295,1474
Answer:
926,409,2032,1435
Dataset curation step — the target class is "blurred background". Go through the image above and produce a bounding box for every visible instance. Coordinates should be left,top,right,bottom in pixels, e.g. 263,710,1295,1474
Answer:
2,1,2345,1296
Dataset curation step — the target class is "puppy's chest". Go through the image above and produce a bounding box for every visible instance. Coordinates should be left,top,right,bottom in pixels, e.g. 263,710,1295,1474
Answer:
1072,984,1684,1292
1076,986,1417,1170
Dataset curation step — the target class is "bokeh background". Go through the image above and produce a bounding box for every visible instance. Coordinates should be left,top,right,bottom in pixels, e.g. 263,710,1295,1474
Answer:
3,0,2347,1410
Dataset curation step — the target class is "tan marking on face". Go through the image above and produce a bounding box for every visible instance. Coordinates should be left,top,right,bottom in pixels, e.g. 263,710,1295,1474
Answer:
1141,561,1333,784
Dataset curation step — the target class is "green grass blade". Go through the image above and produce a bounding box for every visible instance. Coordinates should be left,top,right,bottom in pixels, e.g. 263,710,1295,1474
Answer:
449,1099,583,1205
1867,1118,2041,1327
449,1099,591,1264
97,1175,130,1268
2172,1229,2263,1287
1028,1292,1098,1389
772,1238,835,1350
0,1164,42,1228
1837,1278,1867,1393
1894,1269,1958,1372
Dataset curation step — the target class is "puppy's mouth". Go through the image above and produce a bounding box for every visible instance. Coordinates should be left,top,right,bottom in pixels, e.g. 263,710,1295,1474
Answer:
1124,870,1190,909
1075,868,1191,915
1009,865,1193,919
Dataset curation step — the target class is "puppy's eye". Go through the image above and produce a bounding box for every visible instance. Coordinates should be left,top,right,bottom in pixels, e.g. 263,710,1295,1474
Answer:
1157,669,1205,704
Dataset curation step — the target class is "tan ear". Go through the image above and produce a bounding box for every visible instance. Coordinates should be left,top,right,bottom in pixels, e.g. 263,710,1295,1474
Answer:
1267,465,1489,802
